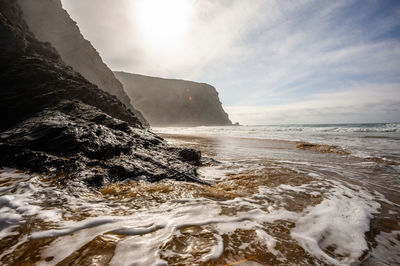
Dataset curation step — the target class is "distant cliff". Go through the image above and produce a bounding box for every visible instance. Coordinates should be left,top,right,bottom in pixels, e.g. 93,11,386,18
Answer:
17,0,148,126
0,0,206,187
115,72,232,127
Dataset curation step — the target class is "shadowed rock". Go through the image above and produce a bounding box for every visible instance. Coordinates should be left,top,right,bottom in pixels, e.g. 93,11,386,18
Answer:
17,0,148,127
178,148,202,166
0,0,208,188
0,101,207,187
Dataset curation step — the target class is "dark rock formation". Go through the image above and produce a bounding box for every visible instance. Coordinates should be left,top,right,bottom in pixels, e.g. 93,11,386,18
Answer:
178,148,202,166
115,72,232,127
296,142,350,155
17,0,148,127
0,0,207,187
0,101,206,187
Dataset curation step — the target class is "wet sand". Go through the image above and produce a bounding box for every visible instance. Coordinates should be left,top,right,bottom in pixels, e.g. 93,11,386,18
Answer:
159,133,400,265
0,133,399,265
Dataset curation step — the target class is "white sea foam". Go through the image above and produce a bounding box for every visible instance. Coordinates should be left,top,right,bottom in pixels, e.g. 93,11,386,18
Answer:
370,230,400,265
154,123,400,137
198,166,230,183
277,184,310,193
22,168,383,266
33,194,300,265
255,229,278,256
200,234,224,262
1,135,394,266
31,217,122,239
0,169,61,241
111,223,167,236
291,182,380,265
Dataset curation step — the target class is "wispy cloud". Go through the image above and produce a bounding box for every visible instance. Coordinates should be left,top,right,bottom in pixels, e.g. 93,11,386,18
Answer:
62,0,400,124
226,83,400,124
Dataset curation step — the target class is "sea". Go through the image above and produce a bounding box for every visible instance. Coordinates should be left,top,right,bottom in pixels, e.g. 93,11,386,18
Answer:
0,123,399,265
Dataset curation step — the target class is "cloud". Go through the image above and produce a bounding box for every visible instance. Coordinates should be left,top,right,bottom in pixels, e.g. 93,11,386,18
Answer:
208,1,400,105
226,83,400,124
61,0,400,124
61,0,265,78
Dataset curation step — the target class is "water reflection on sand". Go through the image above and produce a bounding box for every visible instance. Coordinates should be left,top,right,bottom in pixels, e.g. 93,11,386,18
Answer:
0,134,399,265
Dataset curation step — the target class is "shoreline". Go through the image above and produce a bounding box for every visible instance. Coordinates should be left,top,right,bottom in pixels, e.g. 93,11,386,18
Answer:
158,132,400,266
158,132,400,265
0,131,399,265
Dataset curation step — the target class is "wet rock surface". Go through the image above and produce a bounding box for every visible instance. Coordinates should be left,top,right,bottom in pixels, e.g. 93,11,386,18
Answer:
178,148,202,165
0,0,207,188
0,101,207,187
296,142,350,155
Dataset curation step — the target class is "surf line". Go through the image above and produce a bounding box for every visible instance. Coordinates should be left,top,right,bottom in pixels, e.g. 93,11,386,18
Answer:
224,255,257,266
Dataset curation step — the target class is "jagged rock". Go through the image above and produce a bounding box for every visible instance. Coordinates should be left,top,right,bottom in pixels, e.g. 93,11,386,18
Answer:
179,148,202,165
115,72,232,126
0,0,207,188
0,101,206,187
296,142,350,155
17,0,148,127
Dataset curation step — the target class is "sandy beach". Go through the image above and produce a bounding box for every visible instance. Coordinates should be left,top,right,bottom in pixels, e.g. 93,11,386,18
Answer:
156,131,400,265
0,129,399,265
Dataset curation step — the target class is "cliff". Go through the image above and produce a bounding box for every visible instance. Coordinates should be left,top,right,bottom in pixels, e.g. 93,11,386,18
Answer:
115,72,232,126
0,0,207,187
17,0,148,127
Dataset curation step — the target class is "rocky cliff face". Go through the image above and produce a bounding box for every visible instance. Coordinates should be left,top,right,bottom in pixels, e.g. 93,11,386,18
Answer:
0,0,206,188
17,0,148,127
115,72,232,127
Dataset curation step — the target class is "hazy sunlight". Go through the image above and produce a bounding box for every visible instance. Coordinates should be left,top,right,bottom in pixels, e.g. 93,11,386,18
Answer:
133,0,193,48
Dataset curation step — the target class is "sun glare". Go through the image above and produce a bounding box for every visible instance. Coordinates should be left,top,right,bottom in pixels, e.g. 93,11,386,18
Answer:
134,0,193,47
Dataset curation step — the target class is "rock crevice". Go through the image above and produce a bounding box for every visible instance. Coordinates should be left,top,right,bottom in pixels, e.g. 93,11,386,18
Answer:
0,0,207,188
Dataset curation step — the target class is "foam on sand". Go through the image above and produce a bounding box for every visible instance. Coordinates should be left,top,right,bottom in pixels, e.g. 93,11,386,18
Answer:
291,182,380,265
0,169,61,241
0,159,393,265
200,234,224,262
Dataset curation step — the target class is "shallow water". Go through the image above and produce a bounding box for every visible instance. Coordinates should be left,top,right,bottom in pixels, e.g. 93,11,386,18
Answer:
154,123,400,162
0,125,399,265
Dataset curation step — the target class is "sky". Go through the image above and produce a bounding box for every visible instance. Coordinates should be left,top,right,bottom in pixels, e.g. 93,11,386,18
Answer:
61,0,400,125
